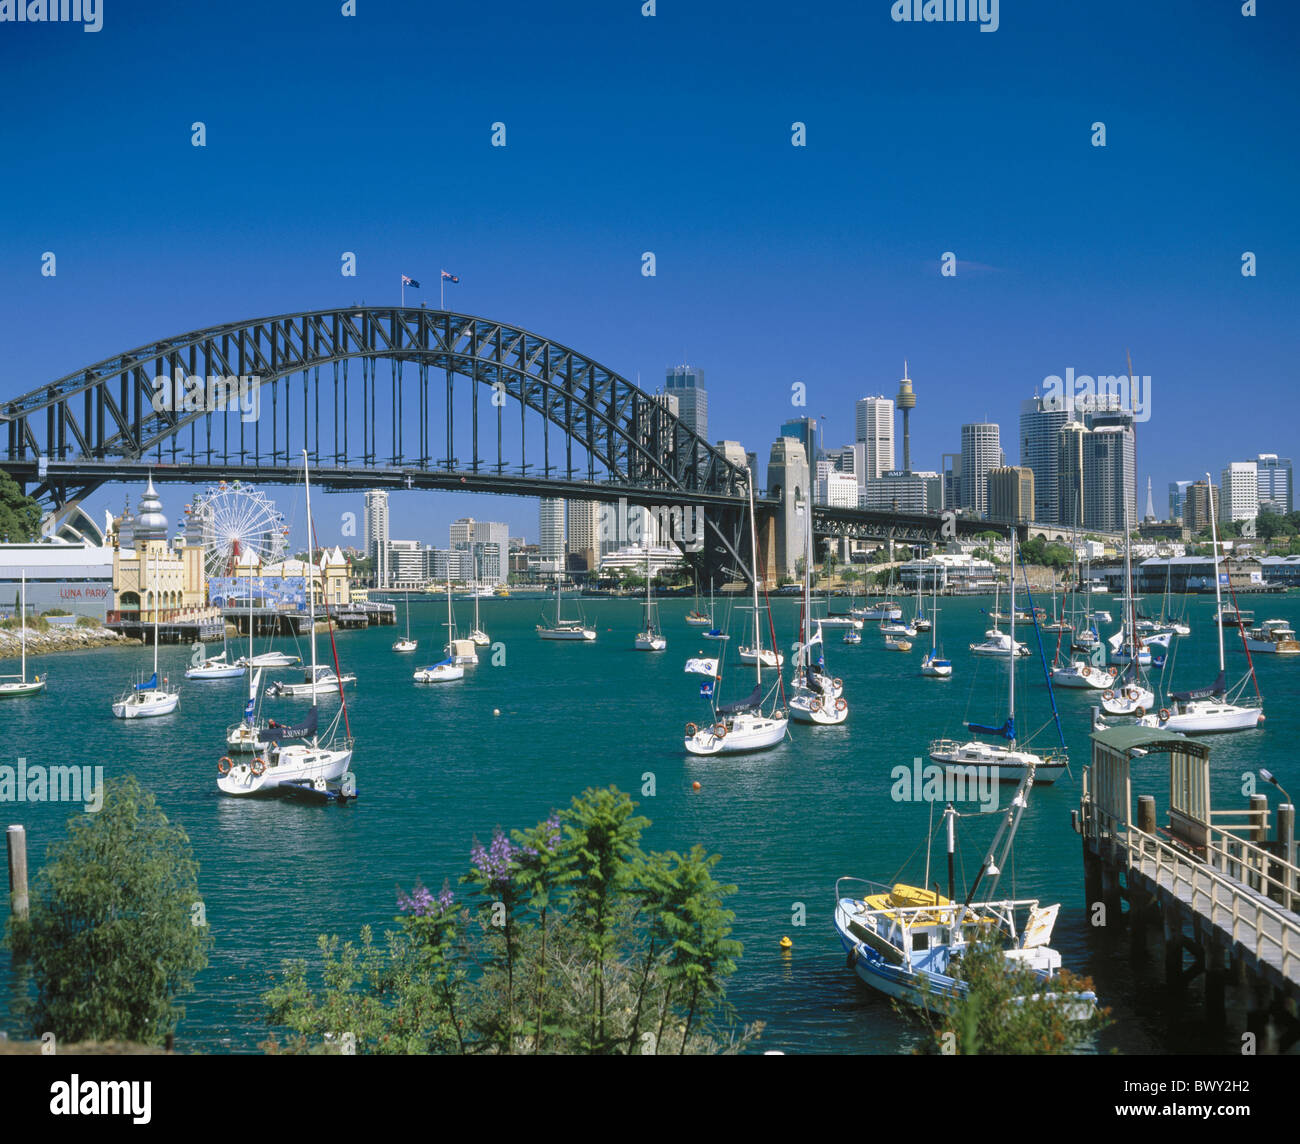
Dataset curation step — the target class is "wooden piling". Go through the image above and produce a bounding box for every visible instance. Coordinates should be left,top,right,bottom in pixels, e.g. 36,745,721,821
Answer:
1279,804,1296,912
1249,795,1269,892
7,824,28,921
1137,795,1156,836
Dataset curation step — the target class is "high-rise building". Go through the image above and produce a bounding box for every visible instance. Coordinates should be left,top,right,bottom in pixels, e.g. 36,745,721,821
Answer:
364,489,390,587
940,453,962,512
1255,454,1293,515
780,417,820,470
1057,423,1087,528
988,466,1035,524
566,500,601,571
855,396,895,481
388,539,424,586
1081,420,1136,533
538,498,566,566
960,423,1001,518
1185,481,1220,534
1019,394,1076,525
664,365,707,441
1168,480,1195,524
449,517,510,584
863,471,941,514
815,460,858,507
766,437,809,580
1220,462,1259,524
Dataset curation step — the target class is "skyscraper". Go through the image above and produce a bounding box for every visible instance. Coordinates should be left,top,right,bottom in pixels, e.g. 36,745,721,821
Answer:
1057,423,1087,528
1081,419,1136,533
664,365,707,441
364,489,390,587
1185,481,1220,534
1019,394,1076,525
1168,480,1195,524
1255,454,1293,515
988,466,1035,524
538,498,566,567
960,423,1001,518
780,417,819,470
1220,463,1259,523
566,499,601,571
854,396,895,480
450,517,510,584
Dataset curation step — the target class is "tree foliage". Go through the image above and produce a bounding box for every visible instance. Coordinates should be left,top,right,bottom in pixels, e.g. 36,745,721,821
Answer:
914,933,1110,1055
13,776,211,1045
263,787,758,1055
0,469,43,543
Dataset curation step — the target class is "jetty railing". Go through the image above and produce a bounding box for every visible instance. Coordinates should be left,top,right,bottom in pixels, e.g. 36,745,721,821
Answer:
1086,802,1300,979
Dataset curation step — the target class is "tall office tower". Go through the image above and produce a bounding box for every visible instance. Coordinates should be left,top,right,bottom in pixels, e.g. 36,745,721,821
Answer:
864,471,941,513
388,539,424,586
988,466,1036,525
780,417,820,470
364,489,390,587
1168,480,1194,524
450,518,511,584
538,498,566,566
896,362,916,473
665,365,707,440
960,423,1001,519
1185,481,1220,534
1220,462,1260,524
766,437,809,579
1255,454,1293,515
815,460,858,507
855,395,895,480
940,453,962,512
1081,422,1136,533
1019,394,1076,525
1057,423,1087,528
566,499,602,571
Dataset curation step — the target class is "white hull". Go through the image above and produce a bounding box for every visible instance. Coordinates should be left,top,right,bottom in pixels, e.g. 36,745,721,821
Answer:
112,689,180,719
218,744,353,796
186,663,245,679
789,693,847,724
469,630,491,646
1050,663,1115,690
393,639,418,652
1138,701,1263,733
238,652,300,668
684,713,788,755
919,655,952,678
928,740,1067,785
634,633,668,650
738,647,783,668
1100,686,1155,716
414,664,465,682
537,626,596,641
226,723,267,753
0,678,45,697
817,617,863,630
270,674,356,697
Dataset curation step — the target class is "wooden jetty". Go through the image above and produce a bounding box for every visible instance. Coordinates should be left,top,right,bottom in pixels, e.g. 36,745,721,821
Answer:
1078,724,1300,1047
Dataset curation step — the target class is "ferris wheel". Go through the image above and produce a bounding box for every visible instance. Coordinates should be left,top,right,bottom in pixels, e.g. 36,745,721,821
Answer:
186,481,290,578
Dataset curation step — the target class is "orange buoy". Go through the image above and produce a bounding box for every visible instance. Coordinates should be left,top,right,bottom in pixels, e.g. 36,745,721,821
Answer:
692,781,701,791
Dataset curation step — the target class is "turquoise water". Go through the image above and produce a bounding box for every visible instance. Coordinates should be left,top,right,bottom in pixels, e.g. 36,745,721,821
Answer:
0,589,1295,1054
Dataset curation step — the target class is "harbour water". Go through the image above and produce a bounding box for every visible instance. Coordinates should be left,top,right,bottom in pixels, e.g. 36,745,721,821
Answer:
1,591,1295,1054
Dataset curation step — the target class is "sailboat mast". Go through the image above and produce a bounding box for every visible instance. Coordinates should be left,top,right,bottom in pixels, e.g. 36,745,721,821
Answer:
1008,529,1016,741
304,450,318,708
20,570,26,682
747,467,762,685
1207,470,1227,674
152,548,160,679
803,494,812,658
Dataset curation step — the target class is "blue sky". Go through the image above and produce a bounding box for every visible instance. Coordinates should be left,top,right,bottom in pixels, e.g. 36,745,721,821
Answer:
1,0,1296,547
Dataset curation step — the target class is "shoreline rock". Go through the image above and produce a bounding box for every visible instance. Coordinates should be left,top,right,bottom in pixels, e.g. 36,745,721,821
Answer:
0,626,142,658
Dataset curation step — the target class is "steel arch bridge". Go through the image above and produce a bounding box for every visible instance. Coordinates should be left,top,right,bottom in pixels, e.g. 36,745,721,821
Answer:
2,306,750,512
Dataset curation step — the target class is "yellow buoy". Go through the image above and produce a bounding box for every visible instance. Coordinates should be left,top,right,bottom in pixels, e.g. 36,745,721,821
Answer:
779,936,793,949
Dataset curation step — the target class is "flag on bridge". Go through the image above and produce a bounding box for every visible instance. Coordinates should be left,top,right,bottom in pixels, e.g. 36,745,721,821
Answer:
401,275,421,288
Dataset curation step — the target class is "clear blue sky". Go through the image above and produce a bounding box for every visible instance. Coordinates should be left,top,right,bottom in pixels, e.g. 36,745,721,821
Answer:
1,0,1296,547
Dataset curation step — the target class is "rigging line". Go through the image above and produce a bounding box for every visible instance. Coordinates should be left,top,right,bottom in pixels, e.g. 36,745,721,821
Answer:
1222,571,1263,704
1017,546,1068,753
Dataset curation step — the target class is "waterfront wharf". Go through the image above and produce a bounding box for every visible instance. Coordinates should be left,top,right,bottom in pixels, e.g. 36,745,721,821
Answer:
1078,724,1300,1048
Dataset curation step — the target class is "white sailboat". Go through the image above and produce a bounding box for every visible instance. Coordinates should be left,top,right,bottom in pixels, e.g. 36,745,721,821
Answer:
417,583,468,681
789,498,847,725
442,581,478,664
1052,497,1116,691
0,571,46,698
930,533,1068,784
226,666,269,753
738,572,784,668
685,573,711,626
234,563,301,668
266,545,357,697
1099,502,1156,716
634,531,667,651
1136,479,1263,734
112,550,180,719
685,469,789,755
468,584,490,646
393,591,418,652
536,575,596,640
701,581,729,641
969,580,1029,658
919,572,951,678
219,452,355,795
911,571,932,633
186,605,245,680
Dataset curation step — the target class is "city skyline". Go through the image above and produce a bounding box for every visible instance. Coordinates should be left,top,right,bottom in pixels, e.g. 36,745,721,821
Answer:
1,2,1295,545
